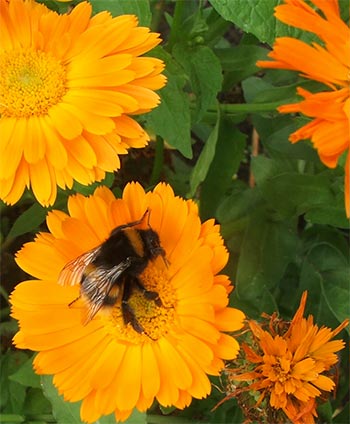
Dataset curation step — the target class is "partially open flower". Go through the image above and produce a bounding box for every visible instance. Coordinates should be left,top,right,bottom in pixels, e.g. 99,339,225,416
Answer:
219,292,348,424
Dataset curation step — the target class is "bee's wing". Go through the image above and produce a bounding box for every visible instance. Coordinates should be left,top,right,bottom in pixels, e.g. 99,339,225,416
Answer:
58,247,101,286
82,258,133,322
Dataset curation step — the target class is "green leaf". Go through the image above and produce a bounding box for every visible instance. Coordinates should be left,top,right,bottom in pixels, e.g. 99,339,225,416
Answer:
89,0,151,26
317,401,333,423
209,0,280,44
173,44,223,122
200,119,246,220
8,382,26,416
0,319,18,336
158,405,176,415
189,109,220,196
305,195,349,228
123,409,146,424
208,0,317,45
242,75,300,105
95,409,147,424
23,388,52,415
320,265,349,329
0,351,28,414
251,114,319,162
217,185,263,227
216,45,266,72
300,242,350,332
145,48,192,158
216,45,267,87
334,402,349,423
41,375,82,424
7,203,47,240
9,357,41,389
256,170,335,217
235,210,297,315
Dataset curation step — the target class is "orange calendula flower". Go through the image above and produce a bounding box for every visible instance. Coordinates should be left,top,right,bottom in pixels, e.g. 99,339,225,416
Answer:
221,292,348,424
257,0,350,217
0,0,166,206
10,182,245,422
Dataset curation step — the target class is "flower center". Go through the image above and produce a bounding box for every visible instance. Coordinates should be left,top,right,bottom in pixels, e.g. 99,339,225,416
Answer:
102,256,177,343
263,354,292,383
0,49,67,118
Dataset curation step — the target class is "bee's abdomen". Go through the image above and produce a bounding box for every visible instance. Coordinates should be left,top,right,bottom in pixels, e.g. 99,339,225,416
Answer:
102,285,120,306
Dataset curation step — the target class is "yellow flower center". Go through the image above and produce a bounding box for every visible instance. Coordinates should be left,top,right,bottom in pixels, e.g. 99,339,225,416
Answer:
0,49,67,118
102,256,177,343
263,354,292,384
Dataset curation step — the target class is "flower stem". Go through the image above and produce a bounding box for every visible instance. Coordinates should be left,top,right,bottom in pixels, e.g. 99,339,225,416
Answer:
198,102,281,123
218,102,281,114
0,414,56,423
167,0,186,50
151,0,166,32
0,415,24,423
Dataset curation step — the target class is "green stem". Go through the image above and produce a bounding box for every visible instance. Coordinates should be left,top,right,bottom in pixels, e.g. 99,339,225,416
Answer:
198,102,282,122
0,415,25,423
149,137,164,187
0,413,56,423
26,415,56,423
219,102,281,114
167,0,186,50
205,17,230,45
1,235,15,252
151,0,166,32
0,284,9,301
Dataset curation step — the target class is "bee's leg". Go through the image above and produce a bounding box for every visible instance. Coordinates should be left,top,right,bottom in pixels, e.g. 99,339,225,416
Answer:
121,282,145,334
134,278,162,307
68,295,81,307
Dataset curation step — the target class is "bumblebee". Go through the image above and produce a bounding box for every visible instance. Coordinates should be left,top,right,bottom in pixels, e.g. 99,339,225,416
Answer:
58,209,166,335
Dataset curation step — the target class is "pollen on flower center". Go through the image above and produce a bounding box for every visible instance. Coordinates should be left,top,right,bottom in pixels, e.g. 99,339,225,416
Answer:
0,49,67,118
264,353,292,384
102,256,177,342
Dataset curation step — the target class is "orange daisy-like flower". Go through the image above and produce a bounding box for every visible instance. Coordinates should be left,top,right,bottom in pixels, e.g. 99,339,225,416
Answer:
0,0,166,206
10,182,245,422
224,292,348,424
257,0,350,217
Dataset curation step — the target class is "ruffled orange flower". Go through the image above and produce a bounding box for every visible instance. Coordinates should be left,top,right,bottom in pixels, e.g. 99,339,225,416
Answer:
223,292,348,424
257,0,350,217
10,182,245,422
0,0,166,206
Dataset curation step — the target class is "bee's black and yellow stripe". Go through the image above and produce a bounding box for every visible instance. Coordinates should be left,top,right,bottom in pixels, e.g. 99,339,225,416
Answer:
76,215,165,333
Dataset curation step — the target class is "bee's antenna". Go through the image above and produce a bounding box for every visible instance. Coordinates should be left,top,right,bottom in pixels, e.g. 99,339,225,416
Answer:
147,209,152,228
141,208,152,228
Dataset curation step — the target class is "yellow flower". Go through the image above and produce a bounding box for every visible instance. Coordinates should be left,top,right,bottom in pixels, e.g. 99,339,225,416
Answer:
10,182,245,422
257,0,350,217
223,292,348,424
0,0,166,206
